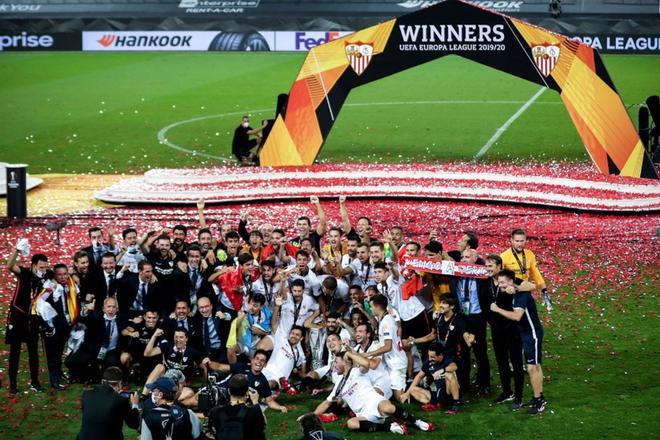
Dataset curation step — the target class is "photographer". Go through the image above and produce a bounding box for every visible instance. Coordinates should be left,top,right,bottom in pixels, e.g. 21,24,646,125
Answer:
142,377,202,440
207,374,266,440
76,366,140,440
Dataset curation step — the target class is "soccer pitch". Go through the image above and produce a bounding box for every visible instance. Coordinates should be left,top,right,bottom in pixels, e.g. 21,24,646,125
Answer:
0,52,658,174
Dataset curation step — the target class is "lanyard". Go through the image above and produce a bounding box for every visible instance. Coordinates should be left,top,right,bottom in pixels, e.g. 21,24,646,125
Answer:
439,314,456,344
333,371,351,399
243,274,253,292
293,299,303,324
511,248,527,275
263,278,275,305
361,263,371,287
458,279,471,302
289,342,299,368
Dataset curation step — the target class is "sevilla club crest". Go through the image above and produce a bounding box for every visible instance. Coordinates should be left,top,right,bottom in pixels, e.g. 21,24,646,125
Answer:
345,41,374,76
532,43,560,77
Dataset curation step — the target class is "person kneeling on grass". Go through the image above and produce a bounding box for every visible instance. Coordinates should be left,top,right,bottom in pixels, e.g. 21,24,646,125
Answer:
314,350,432,435
400,341,460,413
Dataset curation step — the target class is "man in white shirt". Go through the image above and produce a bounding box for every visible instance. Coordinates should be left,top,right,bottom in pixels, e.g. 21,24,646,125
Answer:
260,292,307,394
289,250,321,296
314,351,431,434
251,259,280,308
344,243,376,289
353,322,392,399
366,294,409,403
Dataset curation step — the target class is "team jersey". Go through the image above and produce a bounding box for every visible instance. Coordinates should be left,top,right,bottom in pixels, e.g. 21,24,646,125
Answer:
158,341,203,377
376,314,408,370
349,260,377,289
500,248,546,286
221,362,272,399
265,327,306,379
289,270,321,296
434,313,467,359
376,274,425,321
326,367,383,417
422,356,453,384
513,292,544,337
354,341,391,393
250,277,280,308
279,294,319,334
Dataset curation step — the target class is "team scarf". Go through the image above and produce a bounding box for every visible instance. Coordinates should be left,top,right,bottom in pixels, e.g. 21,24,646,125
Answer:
31,277,80,325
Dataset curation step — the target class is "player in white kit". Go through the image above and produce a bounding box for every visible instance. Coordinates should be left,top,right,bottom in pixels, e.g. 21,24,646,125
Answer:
314,351,432,434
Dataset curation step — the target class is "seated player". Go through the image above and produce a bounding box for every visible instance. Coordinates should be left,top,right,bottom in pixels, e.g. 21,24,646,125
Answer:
401,342,460,413
314,351,432,435
141,328,207,394
259,294,307,393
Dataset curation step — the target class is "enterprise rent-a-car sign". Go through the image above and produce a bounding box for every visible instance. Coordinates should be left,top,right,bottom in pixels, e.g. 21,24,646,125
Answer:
0,32,81,51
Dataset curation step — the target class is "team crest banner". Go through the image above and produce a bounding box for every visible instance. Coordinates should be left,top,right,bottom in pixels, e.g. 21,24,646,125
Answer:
260,0,657,179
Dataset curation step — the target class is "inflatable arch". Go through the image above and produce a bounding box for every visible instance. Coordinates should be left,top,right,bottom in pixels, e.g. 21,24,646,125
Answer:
260,0,657,179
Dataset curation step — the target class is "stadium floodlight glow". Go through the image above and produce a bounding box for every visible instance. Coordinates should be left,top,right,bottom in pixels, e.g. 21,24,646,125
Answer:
548,0,561,18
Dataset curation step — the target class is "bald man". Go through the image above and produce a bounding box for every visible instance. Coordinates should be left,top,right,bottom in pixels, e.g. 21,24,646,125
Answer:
452,249,491,395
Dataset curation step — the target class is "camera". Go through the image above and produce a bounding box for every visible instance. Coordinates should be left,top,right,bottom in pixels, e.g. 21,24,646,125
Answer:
197,371,229,415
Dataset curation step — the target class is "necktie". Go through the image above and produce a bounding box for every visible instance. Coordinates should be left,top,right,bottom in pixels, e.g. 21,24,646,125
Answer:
191,269,199,288
107,273,115,295
134,282,145,310
204,318,212,351
104,319,112,347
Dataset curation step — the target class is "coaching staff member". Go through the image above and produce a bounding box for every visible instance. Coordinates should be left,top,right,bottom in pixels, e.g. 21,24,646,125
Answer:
77,366,140,440
232,115,267,164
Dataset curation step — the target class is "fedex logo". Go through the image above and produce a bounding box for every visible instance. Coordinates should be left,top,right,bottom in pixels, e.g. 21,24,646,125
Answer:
295,32,341,50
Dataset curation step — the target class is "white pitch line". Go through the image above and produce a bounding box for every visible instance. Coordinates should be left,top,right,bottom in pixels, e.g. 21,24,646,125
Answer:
156,108,272,161
474,87,546,160
311,49,335,121
157,99,561,160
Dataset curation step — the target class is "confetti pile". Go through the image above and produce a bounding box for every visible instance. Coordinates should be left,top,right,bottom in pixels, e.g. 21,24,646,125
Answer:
94,162,660,212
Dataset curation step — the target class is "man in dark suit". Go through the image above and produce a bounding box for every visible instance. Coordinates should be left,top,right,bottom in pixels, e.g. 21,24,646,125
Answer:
91,252,121,311
192,296,229,374
35,264,78,390
117,260,160,318
77,366,140,440
164,300,197,341
66,297,127,383
451,248,492,395
80,226,118,272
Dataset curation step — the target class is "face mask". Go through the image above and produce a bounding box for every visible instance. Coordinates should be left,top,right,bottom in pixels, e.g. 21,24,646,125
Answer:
242,122,249,128
92,239,101,249
127,244,139,254
35,269,46,279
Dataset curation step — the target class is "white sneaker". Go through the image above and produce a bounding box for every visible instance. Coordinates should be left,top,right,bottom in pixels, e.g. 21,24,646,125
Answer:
414,419,431,431
390,422,407,435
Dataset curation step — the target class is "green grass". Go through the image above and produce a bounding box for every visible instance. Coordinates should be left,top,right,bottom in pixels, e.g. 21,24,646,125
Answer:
0,53,657,173
1,276,658,439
